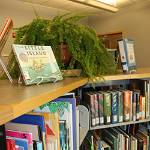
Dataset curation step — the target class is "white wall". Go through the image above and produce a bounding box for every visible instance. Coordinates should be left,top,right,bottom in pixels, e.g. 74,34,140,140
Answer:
88,1,150,68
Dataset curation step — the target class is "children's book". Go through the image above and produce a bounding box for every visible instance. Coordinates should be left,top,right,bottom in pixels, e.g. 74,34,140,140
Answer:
34,97,77,150
29,112,60,150
12,44,63,85
11,114,46,150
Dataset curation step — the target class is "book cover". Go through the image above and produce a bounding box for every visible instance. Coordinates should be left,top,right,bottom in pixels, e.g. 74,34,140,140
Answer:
111,91,119,124
103,92,111,125
34,99,75,150
12,44,63,85
29,112,60,150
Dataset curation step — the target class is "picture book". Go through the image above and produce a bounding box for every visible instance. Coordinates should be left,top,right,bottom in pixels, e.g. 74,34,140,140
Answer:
34,98,76,150
29,112,60,150
12,44,63,85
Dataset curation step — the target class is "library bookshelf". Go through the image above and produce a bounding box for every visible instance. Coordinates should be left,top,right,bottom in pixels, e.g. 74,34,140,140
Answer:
1,67,150,126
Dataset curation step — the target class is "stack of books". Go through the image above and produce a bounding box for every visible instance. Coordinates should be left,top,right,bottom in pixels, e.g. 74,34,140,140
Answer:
84,79,150,127
2,95,78,150
81,123,150,150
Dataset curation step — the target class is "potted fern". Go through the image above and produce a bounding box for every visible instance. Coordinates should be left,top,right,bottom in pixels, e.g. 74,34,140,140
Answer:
3,14,117,80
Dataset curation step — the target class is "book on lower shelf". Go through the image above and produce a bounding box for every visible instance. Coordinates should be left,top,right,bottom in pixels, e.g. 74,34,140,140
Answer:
83,79,150,129
82,123,150,150
12,44,63,85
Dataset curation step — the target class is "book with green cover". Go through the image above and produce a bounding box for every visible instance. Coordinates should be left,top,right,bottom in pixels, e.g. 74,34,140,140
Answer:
12,44,63,85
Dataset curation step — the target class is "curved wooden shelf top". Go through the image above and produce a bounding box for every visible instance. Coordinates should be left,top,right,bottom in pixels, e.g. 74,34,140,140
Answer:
1,67,150,125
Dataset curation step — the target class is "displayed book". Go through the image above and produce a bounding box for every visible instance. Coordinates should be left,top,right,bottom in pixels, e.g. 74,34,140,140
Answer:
12,44,63,85
118,38,136,73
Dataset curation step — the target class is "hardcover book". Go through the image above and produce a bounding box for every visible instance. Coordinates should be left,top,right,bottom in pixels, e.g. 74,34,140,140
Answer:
97,92,104,125
111,91,119,124
103,92,111,125
12,44,63,85
118,91,123,123
123,90,131,122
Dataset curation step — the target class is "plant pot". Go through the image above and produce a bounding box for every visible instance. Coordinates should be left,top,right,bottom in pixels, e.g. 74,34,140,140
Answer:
60,43,72,67
61,69,82,77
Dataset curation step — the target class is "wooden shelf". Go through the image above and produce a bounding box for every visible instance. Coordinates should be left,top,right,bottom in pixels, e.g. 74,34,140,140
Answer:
93,68,150,82
1,68,150,125
0,77,87,125
90,118,150,130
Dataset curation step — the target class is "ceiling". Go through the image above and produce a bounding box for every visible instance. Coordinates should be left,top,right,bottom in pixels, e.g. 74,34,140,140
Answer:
18,0,145,14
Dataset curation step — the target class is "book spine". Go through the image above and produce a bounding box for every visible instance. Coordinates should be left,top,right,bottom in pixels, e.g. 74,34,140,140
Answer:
88,94,96,127
103,92,111,125
135,91,140,121
97,92,104,125
132,91,137,121
111,91,118,124
94,93,100,126
123,90,131,122
141,96,146,120
118,91,123,123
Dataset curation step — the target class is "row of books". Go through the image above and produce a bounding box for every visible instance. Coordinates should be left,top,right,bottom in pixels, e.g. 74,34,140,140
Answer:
81,123,150,150
85,79,150,127
1,95,78,150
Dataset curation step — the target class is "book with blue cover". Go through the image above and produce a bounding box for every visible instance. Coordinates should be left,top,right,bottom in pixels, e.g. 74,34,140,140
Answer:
12,44,63,85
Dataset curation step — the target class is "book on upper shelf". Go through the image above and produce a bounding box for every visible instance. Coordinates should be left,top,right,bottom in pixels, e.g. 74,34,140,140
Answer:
12,44,63,85
118,38,136,73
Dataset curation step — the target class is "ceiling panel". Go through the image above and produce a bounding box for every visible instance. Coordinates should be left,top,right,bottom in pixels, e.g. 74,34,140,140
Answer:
18,0,146,14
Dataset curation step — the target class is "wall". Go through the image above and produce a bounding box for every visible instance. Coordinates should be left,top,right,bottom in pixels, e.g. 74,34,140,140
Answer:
88,0,150,68
0,0,70,56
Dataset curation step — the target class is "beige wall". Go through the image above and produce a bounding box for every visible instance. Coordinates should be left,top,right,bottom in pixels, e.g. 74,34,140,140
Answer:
0,0,69,56
88,1,150,68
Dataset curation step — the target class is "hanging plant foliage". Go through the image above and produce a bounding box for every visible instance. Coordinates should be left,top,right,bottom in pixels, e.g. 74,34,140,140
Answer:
2,14,117,80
